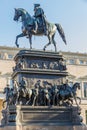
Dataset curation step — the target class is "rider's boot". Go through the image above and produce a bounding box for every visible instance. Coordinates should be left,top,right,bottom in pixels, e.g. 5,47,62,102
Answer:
43,46,46,51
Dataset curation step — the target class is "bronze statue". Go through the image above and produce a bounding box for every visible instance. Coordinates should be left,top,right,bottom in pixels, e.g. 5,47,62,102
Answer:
14,5,67,52
58,82,81,106
3,84,10,108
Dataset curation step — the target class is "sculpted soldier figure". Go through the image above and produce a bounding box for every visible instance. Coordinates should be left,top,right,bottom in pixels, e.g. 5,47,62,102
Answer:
33,4,48,35
58,59,66,71
3,84,10,108
18,77,27,94
52,85,59,105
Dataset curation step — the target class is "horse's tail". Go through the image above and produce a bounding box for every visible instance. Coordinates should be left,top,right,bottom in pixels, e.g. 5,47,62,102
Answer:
55,23,67,45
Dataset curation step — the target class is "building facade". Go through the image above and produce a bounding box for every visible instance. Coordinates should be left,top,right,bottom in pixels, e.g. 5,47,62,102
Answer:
0,46,87,124
62,51,87,124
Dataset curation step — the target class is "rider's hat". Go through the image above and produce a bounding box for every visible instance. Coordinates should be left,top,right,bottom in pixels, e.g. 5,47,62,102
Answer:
34,4,40,9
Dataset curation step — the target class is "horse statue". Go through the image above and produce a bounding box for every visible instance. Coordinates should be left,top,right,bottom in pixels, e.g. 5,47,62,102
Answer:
13,8,67,52
58,83,81,106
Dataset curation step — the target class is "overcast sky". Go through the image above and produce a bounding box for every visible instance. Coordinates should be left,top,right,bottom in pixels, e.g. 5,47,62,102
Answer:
0,0,87,52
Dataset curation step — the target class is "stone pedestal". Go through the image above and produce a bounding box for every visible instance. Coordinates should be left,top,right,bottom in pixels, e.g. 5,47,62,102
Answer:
7,106,82,126
1,50,86,130
1,105,87,130
12,49,67,87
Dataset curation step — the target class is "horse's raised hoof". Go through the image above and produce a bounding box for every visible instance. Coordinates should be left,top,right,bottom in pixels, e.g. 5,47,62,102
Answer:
17,44,19,48
55,49,57,52
43,47,46,51
30,47,32,50
15,43,19,48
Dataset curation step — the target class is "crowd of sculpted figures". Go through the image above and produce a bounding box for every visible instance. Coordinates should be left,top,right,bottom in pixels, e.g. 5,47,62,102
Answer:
3,77,81,108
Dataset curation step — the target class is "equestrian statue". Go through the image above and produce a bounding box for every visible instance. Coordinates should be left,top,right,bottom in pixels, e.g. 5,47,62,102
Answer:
13,4,67,52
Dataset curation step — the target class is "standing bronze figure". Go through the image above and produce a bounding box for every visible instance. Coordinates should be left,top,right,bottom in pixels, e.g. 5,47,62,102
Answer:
13,4,67,52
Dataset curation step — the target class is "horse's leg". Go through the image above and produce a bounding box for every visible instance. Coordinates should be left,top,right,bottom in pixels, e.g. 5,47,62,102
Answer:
74,96,79,106
46,95,50,106
67,98,73,106
3,99,8,108
43,35,52,51
36,96,38,106
32,96,36,106
47,99,50,106
52,33,57,52
28,34,32,49
16,93,20,105
76,96,81,104
3,101,5,108
15,33,26,48
61,96,65,105
57,93,60,106
44,96,46,106
55,95,58,106
43,42,51,51
48,99,50,106
53,95,55,106
26,94,32,105
26,95,31,105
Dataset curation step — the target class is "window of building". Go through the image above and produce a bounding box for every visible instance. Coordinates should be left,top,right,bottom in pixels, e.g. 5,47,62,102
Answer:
79,60,84,65
83,82,87,98
69,59,75,64
86,110,87,124
8,54,13,59
0,54,2,59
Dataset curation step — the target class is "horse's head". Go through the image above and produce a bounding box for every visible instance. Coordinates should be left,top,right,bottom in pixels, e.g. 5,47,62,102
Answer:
73,82,80,90
14,8,31,22
14,8,22,21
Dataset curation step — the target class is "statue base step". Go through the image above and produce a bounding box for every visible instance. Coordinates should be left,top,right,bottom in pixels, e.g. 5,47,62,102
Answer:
1,125,87,130
2,105,83,126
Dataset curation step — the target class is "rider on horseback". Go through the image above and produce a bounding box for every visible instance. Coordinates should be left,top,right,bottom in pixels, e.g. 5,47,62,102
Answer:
33,4,48,35
59,80,72,96
18,77,27,94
